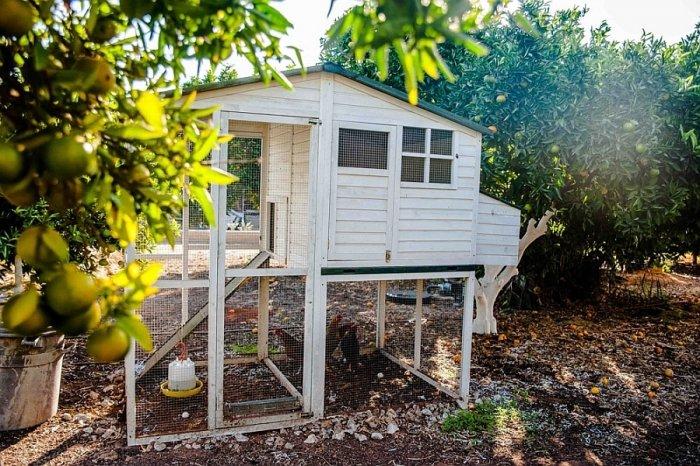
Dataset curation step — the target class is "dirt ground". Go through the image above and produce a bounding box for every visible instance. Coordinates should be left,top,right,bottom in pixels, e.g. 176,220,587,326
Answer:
1,269,698,465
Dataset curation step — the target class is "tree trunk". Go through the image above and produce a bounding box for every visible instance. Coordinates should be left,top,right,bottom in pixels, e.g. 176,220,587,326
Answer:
473,210,554,335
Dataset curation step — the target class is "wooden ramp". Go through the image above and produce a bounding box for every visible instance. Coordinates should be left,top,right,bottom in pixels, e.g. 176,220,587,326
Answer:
136,251,271,380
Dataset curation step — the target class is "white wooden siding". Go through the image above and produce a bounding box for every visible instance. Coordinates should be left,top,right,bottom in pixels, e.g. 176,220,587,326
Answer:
195,75,321,119
475,194,521,266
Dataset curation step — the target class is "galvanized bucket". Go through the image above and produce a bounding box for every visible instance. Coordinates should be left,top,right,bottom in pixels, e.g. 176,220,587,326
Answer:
0,326,66,430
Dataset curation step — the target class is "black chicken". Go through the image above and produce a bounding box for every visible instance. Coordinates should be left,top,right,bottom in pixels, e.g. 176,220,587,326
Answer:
338,323,360,371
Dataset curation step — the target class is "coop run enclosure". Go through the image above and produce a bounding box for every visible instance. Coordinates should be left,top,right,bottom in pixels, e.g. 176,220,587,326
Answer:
124,64,521,445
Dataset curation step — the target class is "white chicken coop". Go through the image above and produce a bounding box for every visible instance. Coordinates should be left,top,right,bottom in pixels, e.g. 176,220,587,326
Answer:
125,64,521,445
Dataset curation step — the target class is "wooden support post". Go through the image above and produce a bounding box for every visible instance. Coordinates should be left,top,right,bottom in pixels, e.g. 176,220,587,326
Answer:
377,280,387,349
258,277,270,360
413,279,423,369
459,273,476,407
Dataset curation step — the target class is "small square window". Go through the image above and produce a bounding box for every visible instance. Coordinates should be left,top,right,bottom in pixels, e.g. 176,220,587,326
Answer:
401,156,425,182
430,129,453,156
338,128,388,169
429,158,452,184
402,127,426,153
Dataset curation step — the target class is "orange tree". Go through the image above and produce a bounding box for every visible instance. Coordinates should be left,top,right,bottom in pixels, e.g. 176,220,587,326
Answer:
0,0,517,360
323,1,700,300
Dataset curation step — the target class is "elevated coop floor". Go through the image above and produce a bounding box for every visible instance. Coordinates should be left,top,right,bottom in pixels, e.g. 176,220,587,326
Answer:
132,277,465,439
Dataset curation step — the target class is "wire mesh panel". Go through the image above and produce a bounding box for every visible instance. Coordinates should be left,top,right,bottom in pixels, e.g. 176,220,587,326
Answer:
133,287,210,437
224,135,263,269
221,274,306,422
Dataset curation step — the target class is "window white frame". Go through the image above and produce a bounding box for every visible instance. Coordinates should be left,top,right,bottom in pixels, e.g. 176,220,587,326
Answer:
400,127,457,189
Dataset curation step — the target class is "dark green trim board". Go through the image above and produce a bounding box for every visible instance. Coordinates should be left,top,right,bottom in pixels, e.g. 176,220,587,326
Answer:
321,264,477,276
177,63,492,136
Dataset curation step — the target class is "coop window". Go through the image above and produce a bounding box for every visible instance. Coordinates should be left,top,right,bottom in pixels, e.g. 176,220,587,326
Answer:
337,128,389,170
400,128,454,185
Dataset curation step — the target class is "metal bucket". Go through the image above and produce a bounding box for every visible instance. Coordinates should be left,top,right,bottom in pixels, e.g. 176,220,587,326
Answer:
0,327,66,430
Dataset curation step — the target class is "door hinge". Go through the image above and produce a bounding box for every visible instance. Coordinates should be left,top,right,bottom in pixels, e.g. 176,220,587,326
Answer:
309,118,321,125
385,250,391,262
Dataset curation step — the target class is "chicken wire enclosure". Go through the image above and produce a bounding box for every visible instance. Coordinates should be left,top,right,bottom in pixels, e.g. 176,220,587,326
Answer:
221,275,306,424
323,278,472,416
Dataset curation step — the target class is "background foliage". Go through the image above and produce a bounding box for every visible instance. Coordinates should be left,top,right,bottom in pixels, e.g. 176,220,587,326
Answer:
322,0,700,301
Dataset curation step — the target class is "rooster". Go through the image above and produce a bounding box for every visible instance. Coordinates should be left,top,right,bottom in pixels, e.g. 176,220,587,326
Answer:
326,314,344,358
338,323,360,371
273,328,303,363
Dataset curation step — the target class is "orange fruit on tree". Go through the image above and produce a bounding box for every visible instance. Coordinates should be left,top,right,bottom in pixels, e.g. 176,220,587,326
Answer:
45,265,99,316
16,225,69,269
42,135,96,180
1,287,50,336
0,142,24,183
55,300,102,336
86,325,130,362
0,0,36,37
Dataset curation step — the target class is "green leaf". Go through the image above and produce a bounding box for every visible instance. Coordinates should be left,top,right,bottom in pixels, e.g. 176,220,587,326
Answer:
463,37,489,57
512,12,539,37
136,263,162,288
34,42,49,71
105,124,165,140
116,314,153,352
136,92,165,129
190,185,216,226
192,165,238,185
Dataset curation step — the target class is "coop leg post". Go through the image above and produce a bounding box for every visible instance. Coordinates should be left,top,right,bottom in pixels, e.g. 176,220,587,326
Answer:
459,272,476,408
413,279,423,369
309,279,327,416
258,277,270,360
377,280,387,349
124,245,137,445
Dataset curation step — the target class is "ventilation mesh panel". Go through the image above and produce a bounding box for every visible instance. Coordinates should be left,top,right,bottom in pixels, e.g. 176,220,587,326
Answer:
338,128,388,169
430,129,453,155
429,158,452,184
401,156,425,182
402,126,426,153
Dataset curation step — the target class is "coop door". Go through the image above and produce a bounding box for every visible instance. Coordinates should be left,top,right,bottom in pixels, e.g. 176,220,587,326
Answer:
328,122,396,262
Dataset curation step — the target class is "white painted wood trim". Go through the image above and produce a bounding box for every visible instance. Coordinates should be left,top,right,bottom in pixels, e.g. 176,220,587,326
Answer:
153,279,209,288
128,414,316,446
309,74,334,417
322,270,474,283
213,108,317,125
301,122,321,414
459,272,476,407
212,110,228,429
123,244,137,445
413,279,423,369
13,257,22,292
224,267,307,278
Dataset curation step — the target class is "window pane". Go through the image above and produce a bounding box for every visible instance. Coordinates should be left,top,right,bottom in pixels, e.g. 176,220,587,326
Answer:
430,129,453,155
401,156,425,182
338,128,388,169
402,126,426,153
429,158,452,184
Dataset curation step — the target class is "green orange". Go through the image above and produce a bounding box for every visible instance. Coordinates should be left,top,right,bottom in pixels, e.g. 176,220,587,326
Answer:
42,135,96,180
1,287,50,336
0,142,24,183
44,265,99,316
16,226,69,269
86,325,130,362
